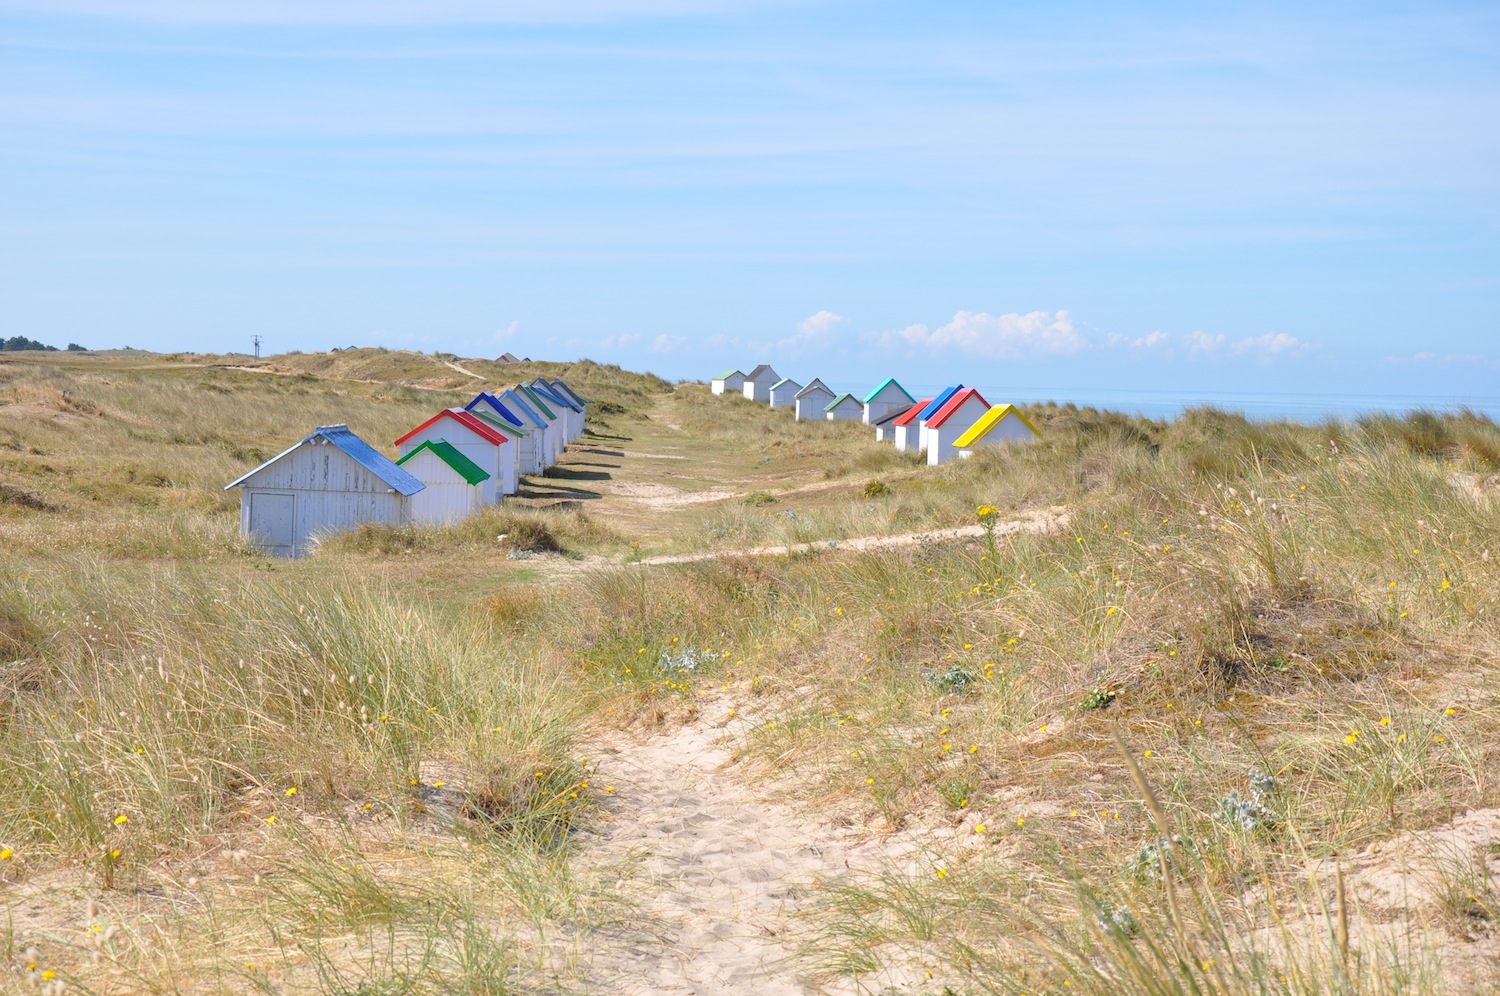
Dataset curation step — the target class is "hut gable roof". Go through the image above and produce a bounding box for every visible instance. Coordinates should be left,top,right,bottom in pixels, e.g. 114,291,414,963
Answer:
465,392,525,429
893,399,934,426
917,385,964,421
225,424,425,495
516,384,557,420
952,404,1041,447
926,388,990,428
548,379,587,405
795,378,833,399
713,369,744,381
529,379,580,411
498,389,547,428
861,377,914,405
771,377,802,390
872,405,909,427
824,392,860,411
394,408,509,448
467,408,519,437
396,439,491,485
744,363,779,382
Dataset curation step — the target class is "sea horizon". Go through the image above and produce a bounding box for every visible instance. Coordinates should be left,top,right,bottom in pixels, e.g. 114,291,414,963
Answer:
890,385,1500,425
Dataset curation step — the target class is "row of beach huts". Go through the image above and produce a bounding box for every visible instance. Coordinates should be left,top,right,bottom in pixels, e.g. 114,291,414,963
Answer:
224,378,587,557
710,364,1039,465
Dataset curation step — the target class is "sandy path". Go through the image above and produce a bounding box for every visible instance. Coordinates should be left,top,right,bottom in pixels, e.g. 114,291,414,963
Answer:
443,360,485,379
634,507,1066,566
576,718,851,993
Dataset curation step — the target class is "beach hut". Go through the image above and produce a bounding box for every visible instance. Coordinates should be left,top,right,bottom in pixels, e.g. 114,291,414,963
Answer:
224,424,424,558
464,392,527,493
952,404,1041,458
824,393,863,421
769,377,802,409
861,378,915,425
498,388,550,472
872,406,906,442
547,380,588,438
794,378,836,421
924,388,990,466
396,440,489,524
394,408,512,504
516,384,563,463
914,385,963,451
496,352,521,363
465,408,524,495
742,364,781,403
711,369,746,395
892,399,933,451
530,379,582,443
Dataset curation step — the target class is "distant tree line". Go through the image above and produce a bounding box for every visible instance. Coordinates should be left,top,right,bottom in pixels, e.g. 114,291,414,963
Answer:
1,337,88,352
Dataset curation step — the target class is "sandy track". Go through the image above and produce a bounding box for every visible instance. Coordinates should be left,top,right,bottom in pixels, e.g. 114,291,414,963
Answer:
443,360,485,379
576,720,847,993
634,507,1067,566
575,712,938,994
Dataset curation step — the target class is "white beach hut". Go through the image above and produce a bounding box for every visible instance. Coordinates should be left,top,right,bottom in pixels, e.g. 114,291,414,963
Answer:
794,378,836,421
824,393,864,421
394,408,512,504
951,404,1042,458
464,392,527,494
742,364,781,403
872,406,905,442
891,398,932,451
913,385,963,451
465,408,523,495
547,379,588,439
498,389,549,473
224,424,424,558
514,385,563,465
396,439,489,524
861,378,916,425
924,388,991,466
769,377,803,409
711,369,746,395
530,379,582,443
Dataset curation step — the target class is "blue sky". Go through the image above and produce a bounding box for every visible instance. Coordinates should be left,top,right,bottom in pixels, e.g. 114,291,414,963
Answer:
2,0,1497,402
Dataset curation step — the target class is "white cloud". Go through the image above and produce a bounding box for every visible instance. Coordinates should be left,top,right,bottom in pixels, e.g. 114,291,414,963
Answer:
1397,351,1497,368
599,333,640,350
776,310,849,354
651,334,688,353
490,320,519,343
884,310,1085,359
1230,331,1310,358
1130,330,1171,350
1180,331,1227,356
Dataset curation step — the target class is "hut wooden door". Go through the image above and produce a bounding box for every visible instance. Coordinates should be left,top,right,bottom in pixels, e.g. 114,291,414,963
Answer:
248,492,296,556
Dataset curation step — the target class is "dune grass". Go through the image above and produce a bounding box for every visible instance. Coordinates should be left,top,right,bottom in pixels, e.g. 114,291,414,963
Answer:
4,350,1500,991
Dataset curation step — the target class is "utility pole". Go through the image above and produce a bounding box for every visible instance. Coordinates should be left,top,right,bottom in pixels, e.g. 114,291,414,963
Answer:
252,335,263,359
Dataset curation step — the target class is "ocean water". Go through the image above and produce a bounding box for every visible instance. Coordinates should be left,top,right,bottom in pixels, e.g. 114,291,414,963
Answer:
899,386,1500,425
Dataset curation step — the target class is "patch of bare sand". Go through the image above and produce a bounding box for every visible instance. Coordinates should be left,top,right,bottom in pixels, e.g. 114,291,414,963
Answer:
1316,807,1500,988
612,481,736,509
635,507,1068,566
442,360,484,379
570,708,948,994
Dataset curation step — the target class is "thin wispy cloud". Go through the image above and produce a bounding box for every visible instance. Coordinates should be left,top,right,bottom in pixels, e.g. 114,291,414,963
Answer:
876,312,1314,364
1,1,1493,395
882,311,1087,359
